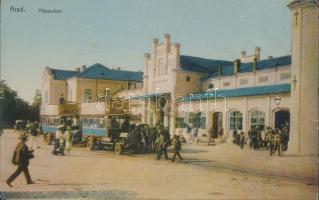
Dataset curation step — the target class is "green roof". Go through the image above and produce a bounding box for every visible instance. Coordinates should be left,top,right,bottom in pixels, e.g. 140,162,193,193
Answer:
51,69,79,80
76,63,143,82
180,55,233,73
179,84,291,102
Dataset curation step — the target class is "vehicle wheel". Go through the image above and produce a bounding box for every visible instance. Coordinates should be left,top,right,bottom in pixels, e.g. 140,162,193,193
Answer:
87,136,94,151
114,143,122,155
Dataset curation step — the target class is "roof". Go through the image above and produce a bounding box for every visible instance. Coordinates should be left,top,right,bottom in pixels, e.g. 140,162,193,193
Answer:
50,69,79,80
179,84,291,102
76,63,143,82
131,92,170,100
208,55,291,78
180,55,233,73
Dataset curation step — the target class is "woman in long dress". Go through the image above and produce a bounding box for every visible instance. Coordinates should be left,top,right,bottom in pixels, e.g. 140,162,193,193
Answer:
65,126,72,153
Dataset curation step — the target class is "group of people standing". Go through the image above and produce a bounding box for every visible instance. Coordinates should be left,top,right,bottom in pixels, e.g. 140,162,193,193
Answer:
127,122,182,162
153,122,183,162
232,123,290,156
53,125,72,155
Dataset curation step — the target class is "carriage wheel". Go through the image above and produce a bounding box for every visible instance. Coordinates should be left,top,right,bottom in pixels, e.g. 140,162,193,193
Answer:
114,143,122,155
87,136,94,151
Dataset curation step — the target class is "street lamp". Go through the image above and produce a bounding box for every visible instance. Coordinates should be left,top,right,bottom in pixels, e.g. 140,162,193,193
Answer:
274,96,281,106
214,88,219,110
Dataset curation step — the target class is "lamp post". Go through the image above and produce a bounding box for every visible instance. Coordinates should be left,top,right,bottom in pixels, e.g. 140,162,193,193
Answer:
214,88,219,110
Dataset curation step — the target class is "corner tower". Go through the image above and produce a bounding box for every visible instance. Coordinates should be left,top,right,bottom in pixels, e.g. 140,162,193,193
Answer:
287,0,319,155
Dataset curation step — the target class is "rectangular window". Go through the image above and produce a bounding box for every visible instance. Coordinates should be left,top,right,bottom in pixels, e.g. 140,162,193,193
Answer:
280,73,291,80
229,111,243,130
128,82,137,90
223,81,230,87
84,89,92,103
189,113,206,129
259,76,268,83
175,118,186,128
239,79,248,85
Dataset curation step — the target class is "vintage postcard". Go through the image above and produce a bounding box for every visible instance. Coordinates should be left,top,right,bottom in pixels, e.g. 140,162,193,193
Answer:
0,0,318,199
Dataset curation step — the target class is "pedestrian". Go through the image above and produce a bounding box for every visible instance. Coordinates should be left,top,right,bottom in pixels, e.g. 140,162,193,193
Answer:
172,135,183,162
6,134,34,187
155,132,164,160
232,128,238,144
218,127,224,143
59,93,65,104
192,127,198,144
30,122,40,149
162,128,170,160
53,125,65,155
209,127,215,145
239,131,245,149
65,126,72,153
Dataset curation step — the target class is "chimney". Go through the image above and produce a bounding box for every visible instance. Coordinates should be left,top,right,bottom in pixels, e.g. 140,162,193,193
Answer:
81,65,86,71
117,67,121,70
268,56,273,60
255,47,261,61
75,67,80,72
253,56,257,72
241,50,246,58
234,59,241,74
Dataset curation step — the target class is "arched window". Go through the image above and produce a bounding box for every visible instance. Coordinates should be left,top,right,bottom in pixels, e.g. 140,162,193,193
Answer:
229,111,243,130
249,110,265,130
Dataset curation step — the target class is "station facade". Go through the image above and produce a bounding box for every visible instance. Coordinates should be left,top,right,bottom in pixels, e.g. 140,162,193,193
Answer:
41,0,318,155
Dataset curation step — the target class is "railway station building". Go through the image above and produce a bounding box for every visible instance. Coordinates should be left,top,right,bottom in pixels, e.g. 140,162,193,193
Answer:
41,0,318,155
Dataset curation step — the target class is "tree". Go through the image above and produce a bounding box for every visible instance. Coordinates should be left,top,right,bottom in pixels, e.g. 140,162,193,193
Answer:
0,80,39,128
30,90,42,122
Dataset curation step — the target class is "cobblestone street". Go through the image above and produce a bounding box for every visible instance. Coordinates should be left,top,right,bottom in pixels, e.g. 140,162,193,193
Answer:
0,130,317,200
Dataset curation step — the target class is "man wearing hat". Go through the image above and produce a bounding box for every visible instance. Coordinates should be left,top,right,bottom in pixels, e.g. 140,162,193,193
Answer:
7,134,34,187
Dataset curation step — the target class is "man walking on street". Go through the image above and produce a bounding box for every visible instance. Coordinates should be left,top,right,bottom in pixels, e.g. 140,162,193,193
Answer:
7,134,34,187
172,135,183,162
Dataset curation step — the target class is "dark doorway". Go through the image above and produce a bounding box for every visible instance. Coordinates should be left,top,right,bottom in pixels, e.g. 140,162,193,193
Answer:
212,112,223,138
275,110,290,129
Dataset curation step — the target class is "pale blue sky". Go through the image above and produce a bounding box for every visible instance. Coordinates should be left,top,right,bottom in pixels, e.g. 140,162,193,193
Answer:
1,0,292,102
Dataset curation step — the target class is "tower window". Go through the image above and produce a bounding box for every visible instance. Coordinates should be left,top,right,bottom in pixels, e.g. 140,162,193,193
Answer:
186,76,191,82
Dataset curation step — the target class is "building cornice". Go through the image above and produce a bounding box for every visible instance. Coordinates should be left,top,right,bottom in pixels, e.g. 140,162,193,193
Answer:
287,0,319,10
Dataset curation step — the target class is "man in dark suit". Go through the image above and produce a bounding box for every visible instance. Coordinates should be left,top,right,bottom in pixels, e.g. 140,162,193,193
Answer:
7,134,34,187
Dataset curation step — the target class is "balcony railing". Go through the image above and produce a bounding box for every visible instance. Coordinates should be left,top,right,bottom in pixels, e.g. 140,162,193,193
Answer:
41,103,78,116
80,102,106,115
